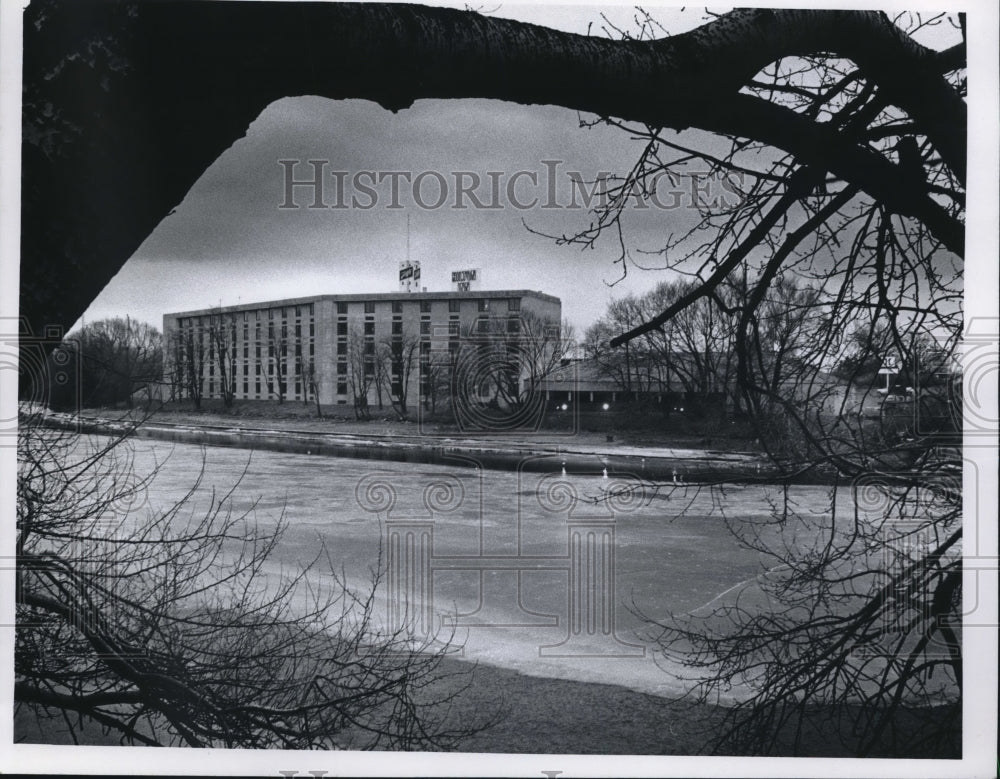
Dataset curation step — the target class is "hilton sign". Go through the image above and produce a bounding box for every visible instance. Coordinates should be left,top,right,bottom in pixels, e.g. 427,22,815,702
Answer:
451,268,480,292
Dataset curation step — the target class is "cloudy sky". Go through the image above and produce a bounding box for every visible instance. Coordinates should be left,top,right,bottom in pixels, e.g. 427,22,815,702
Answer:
75,4,726,338
75,3,965,339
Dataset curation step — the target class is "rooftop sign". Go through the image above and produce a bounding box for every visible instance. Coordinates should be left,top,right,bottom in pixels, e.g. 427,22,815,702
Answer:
451,268,480,292
399,260,421,292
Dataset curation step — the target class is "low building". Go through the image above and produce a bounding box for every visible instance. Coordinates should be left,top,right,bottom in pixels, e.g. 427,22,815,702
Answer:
539,355,733,414
163,290,561,410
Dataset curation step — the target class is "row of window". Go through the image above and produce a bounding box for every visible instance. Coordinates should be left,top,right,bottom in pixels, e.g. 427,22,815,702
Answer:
176,339,315,360
176,298,527,329
185,359,316,402
178,299,525,337
176,322,315,342
335,298,522,315
334,315,526,339
179,351,315,377
176,304,314,329
186,346,487,402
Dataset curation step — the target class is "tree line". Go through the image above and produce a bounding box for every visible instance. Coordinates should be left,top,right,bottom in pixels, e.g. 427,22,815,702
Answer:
583,273,825,417
45,317,163,412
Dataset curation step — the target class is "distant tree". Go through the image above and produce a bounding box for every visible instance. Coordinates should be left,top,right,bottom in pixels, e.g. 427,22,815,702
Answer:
831,320,959,453
287,313,311,409
296,353,323,418
206,309,238,409
421,347,457,416
584,279,741,411
583,296,648,397
345,327,376,421
383,329,421,420
170,322,206,410
834,324,889,386
645,280,738,400
65,318,163,409
735,275,827,413
263,315,288,405
460,311,572,412
371,344,390,411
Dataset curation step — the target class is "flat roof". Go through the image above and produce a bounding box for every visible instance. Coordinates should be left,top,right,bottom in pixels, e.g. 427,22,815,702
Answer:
165,289,561,318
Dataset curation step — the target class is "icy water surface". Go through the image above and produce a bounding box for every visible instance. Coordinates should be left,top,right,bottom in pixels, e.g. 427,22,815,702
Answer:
118,436,856,698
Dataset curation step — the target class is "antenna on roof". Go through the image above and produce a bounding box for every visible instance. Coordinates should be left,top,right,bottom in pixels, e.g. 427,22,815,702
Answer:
398,215,421,292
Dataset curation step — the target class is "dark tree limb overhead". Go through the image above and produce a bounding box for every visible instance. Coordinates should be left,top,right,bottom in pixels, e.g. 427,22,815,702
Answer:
21,2,965,339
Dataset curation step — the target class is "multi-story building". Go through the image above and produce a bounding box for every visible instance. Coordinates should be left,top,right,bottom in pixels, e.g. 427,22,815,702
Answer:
163,290,561,410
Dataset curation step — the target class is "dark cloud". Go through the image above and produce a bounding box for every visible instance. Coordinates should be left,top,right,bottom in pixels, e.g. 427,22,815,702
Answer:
75,6,758,335
82,95,716,334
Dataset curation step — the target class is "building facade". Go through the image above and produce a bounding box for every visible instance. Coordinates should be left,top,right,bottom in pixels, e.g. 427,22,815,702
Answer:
163,290,561,410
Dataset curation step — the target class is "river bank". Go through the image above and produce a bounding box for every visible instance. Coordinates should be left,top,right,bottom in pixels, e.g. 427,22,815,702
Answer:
38,408,788,484
17,651,955,756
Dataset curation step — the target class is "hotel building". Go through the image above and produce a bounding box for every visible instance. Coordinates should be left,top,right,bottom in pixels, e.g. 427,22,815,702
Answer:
163,290,561,408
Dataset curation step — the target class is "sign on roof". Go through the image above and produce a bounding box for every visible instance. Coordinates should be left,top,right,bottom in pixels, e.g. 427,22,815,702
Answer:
399,260,421,292
451,268,480,292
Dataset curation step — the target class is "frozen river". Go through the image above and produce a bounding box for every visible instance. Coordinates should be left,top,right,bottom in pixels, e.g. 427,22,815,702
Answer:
121,436,852,699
